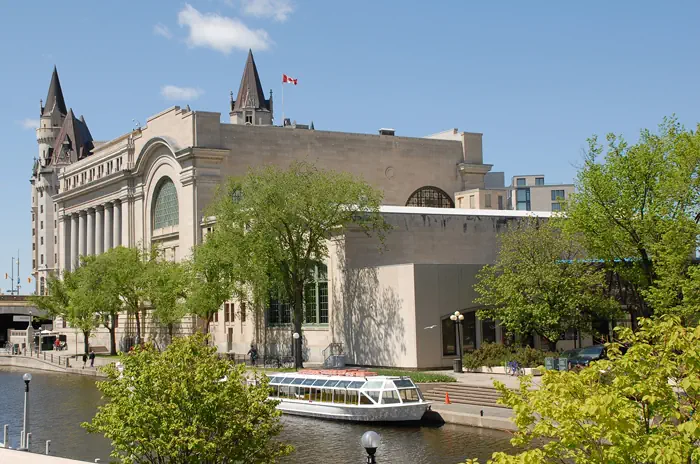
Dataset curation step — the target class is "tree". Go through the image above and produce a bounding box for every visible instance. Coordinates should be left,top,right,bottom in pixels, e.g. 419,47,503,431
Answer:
83,334,292,464
565,118,700,324
206,161,387,368
475,217,620,350
143,257,189,344
463,317,700,464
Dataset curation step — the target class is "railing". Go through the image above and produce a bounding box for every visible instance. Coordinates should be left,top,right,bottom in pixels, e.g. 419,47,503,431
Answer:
4,347,73,368
322,342,343,361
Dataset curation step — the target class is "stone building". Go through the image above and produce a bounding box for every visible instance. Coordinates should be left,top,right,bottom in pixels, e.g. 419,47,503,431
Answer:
30,51,549,367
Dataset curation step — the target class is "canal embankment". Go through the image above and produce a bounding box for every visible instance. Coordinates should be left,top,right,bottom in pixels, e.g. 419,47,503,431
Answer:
0,354,105,378
0,448,91,463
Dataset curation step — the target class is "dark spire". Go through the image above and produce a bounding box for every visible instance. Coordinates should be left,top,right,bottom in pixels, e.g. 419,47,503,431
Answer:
52,109,94,164
232,49,270,112
310,121,315,130
42,66,68,117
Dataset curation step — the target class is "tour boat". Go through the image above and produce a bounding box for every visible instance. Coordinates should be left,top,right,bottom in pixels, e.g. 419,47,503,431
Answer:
266,369,431,422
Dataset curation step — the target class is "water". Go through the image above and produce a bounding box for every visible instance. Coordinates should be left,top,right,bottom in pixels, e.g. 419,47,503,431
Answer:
0,367,513,463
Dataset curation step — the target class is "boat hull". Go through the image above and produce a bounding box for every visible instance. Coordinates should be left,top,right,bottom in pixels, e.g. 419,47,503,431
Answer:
272,398,430,422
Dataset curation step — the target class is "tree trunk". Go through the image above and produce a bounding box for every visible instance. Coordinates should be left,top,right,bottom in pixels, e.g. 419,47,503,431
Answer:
293,284,304,369
167,323,174,346
135,309,142,344
108,318,117,355
83,331,90,354
546,338,557,352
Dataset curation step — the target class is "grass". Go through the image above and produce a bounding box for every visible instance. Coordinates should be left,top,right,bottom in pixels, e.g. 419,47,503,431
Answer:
374,369,456,383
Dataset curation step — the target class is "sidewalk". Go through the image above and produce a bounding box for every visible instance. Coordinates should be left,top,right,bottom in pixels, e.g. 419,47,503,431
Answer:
425,370,541,390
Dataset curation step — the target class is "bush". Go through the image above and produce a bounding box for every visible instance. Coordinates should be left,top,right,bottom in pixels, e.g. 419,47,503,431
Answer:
462,342,556,369
373,369,457,383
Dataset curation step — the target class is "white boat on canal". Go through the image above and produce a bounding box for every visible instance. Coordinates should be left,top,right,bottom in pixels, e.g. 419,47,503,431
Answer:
266,369,431,422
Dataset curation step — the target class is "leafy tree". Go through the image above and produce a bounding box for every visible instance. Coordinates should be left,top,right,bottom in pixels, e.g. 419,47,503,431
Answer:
83,334,292,464
463,317,700,464
143,256,189,344
565,118,700,324
206,161,387,367
475,217,620,349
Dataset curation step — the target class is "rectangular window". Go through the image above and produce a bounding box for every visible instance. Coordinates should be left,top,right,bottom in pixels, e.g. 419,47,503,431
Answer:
535,177,545,186
224,303,230,323
482,318,497,344
32,243,35,251
54,253,57,263
62,318,66,329
469,195,475,208
41,221,44,230
40,205,43,213
41,237,44,245
269,298,292,324
516,188,531,211
484,193,492,208
214,310,218,323
463,311,477,352
54,220,56,228
516,178,526,186
552,202,562,211
54,236,57,244
442,317,456,356
32,259,35,269
551,190,565,201
457,198,462,208
41,254,44,265
54,204,56,212
245,112,253,124
230,303,234,323
497,195,504,210
241,302,246,323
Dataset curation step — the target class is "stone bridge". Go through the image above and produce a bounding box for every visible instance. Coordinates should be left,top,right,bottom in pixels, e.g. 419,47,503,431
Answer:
0,295,45,318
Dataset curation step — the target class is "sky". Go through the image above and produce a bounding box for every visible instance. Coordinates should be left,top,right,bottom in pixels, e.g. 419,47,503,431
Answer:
0,0,699,293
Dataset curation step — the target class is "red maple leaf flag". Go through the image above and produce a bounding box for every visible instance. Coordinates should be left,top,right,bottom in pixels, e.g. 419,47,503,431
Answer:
282,74,298,85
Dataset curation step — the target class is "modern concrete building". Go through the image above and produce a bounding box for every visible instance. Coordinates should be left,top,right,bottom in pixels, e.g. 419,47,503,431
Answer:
507,174,575,212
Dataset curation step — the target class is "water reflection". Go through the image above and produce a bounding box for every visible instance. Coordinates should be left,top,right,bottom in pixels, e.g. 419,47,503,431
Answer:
0,367,512,463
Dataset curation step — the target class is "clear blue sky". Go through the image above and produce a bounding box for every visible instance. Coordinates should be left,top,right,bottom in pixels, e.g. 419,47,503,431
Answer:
1,1,699,293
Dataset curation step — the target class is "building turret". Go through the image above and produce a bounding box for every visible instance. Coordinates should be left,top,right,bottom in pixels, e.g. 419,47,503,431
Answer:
229,50,273,125
37,66,67,168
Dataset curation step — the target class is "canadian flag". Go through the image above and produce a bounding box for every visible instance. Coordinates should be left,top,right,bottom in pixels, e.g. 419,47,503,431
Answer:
282,74,298,85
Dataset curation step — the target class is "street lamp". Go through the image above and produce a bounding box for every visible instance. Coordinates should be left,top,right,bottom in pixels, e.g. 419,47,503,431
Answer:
292,332,300,371
21,372,32,450
361,430,381,464
450,311,465,373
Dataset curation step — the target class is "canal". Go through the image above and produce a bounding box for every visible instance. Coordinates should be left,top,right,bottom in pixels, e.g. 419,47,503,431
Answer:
0,367,513,463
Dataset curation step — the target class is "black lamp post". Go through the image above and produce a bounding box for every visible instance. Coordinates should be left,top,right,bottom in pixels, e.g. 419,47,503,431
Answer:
361,431,380,464
450,311,464,373
21,372,32,450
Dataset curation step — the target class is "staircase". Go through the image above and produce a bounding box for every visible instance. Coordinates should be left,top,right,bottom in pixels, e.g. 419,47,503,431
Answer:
422,384,508,409
322,342,344,368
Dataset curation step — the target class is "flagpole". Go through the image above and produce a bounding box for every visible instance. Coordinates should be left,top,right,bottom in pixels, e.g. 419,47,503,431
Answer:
282,81,285,127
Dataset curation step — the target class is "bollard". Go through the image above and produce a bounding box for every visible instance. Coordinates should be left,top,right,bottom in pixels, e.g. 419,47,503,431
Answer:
45,440,51,455
26,432,31,450
2,424,8,448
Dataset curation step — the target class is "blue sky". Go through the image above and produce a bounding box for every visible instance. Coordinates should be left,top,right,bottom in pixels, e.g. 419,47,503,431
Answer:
1,1,699,293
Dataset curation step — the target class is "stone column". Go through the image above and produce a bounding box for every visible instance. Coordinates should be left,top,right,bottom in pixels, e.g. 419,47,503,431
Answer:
95,206,104,255
87,208,95,255
104,203,113,251
113,200,122,247
59,216,69,272
71,214,79,269
78,211,87,260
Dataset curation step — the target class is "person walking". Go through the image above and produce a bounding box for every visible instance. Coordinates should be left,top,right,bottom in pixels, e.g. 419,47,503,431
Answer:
82,352,87,369
89,349,95,368
247,344,258,366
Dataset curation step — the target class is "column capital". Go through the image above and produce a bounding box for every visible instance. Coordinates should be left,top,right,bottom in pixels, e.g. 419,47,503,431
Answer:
79,210,87,217
104,202,114,210
95,204,104,211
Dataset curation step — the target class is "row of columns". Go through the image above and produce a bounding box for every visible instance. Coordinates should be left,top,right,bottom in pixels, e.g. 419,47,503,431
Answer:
63,200,122,271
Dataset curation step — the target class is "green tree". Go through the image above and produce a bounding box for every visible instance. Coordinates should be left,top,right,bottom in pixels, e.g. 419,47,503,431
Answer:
475,217,619,349
565,118,700,324
205,161,387,367
463,317,700,464
143,256,189,344
83,334,292,464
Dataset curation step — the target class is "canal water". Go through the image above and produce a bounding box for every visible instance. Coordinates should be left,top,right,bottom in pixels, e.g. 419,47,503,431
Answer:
0,367,513,463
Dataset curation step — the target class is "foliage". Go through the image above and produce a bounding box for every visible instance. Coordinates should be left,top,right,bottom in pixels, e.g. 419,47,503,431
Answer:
83,334,292,464
565,118,700,322
462,343,556,370
205,161,388,367
373,369,457,383
143,255,189,341
475,217,620,347
462,317,700,464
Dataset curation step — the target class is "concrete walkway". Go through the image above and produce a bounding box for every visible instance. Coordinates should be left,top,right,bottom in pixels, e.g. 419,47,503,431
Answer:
426,403,517,432
0,448,90,463
425,370,542,390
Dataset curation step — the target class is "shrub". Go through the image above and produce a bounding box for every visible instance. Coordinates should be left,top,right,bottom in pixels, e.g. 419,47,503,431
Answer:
462,342,556,369
373,369,457,383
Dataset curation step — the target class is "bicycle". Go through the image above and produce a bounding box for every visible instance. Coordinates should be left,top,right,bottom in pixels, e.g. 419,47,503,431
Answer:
505,360,524,376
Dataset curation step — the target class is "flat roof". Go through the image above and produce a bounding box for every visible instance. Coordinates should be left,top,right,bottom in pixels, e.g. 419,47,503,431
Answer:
379,205,553,218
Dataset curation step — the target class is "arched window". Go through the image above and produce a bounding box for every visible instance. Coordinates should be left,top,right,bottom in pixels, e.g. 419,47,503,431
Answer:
405,186,454,208
152,177,179,229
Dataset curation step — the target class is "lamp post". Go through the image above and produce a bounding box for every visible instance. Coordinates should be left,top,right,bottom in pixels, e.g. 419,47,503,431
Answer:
21,372,32,450
450,311,465,373
292,332,300,371
361,430,381,464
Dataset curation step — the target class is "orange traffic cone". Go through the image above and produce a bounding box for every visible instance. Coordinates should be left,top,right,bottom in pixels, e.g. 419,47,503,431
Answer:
444,392,451,404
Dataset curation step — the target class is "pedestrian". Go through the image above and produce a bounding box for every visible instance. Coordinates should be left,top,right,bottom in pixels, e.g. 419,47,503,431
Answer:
89,349,95,368
82,352,87,369
247,344,258,366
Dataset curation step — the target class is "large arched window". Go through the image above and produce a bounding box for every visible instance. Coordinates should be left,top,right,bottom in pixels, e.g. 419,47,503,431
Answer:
405,186,454,208
152,177,179,229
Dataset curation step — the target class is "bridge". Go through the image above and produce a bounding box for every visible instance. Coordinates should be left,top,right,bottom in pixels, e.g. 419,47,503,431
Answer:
0,295,45,317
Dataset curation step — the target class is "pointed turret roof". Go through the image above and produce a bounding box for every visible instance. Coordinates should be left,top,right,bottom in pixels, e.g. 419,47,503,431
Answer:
42,66,68,117
232,50,270,112
51,109,94,164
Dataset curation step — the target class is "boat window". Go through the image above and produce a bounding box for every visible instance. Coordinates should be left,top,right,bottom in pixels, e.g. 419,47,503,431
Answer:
312,379,328,387
346,389,359,405
381,390,401,404
279,386,290,398
292,378,305,385
302,378,316,386
322,388,334,402
393,379,414,389
366,391,381,404
271,385,280,397
348,381,365,389
270,376,284,384
364,381,383,389
325,380,340,388
399,388,420,403
281,378,294,385
333,389,346,404
359,392,374,405
336,380,351,388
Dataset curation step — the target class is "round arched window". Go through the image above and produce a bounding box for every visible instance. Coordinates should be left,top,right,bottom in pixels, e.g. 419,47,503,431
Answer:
405,186,454,208
152,177,179,229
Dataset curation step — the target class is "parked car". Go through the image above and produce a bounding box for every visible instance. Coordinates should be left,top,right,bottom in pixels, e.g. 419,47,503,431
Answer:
567,345,606,369
560,348,582,359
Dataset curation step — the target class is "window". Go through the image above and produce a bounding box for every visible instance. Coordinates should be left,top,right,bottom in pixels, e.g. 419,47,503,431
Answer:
269,297,292,324
33,259,36,269
40,191,44,198
551,190,565,201
32,243,35,251
40,205,43,213
54,236,57,244
457,197,462,208
54,220,56,228
41,254,44,265
469,195,475,209
552,203,562,211
516,188,531,211
535,177,545,186
152,177,179,229
482,319,497,344
442,317,456,356
62,318,66,329
32,229,35,236
40,237,44,245
40,277,45,295
214,310,218,323
54,253,57,263
224,303,230,323
245,112,253,124
241,302,246,323
40,221,44,230
497,195,504,210
516,178,526,186
54,204,56,212
405,186,454,208
304,264,329,324
484,193,492,208
229,303,234,323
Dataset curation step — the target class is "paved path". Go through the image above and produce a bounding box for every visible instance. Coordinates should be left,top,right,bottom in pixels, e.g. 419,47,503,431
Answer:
425,371,542,390
0,448,90,463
